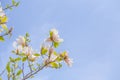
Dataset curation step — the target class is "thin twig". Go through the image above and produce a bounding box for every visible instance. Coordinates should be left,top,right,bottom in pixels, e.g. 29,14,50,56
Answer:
21,59,56,80
0,68,5,76
22,63,25,78
27,60,32,72
3,5,15,11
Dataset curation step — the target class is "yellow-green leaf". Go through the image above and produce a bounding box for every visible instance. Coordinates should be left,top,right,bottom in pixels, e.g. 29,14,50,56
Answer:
6,62,11,73
0,36,4,42
16,70,22,76
54,42,59,48
22,57,27,62
15,57,21,62
41,47,48,55
34,53,40,56
50,62,59,69
1,24,8,32
0,16,8,24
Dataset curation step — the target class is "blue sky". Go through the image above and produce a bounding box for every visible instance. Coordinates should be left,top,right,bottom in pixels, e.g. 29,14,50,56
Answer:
0,0,120,80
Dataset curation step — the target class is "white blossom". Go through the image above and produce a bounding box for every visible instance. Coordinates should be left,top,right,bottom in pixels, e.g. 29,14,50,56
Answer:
28,54,37,62
64,58,73,67
22,46,33,56
16,36,26,46
46,28,64,43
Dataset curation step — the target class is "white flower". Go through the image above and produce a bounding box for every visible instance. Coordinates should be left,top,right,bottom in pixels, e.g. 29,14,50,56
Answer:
16,36,26,46
52,34,64,43
46,28,64,43
60,51,73,67
13,42,23,54
64,58,73,67
12,36,26,54
50,28,58,35
22,46,34,56
28,54,37,62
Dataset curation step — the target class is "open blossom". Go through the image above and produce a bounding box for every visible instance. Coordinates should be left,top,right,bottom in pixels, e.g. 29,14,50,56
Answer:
64,57,73,67
12,36,26,54
13,42,23,54
16,36,26,46
22,46,38,62
28,54,37,62
60,51,73,67
22,46,33,56
46,29,64,43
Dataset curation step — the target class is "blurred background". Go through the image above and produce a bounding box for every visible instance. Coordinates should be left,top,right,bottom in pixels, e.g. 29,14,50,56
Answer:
0,0,120,80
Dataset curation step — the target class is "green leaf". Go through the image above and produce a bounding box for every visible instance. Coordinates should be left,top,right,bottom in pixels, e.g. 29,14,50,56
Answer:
49,31,53,37
22,57,27,62
16,70,22,76
50,62,59,69
0,36,4,42
53,42,59,48
0,15,8,23
34,53,40,56
56,57,62,62
25,32,30,37
12,0,16,5
1,24,8,32
6,4,9,8
6,62,11,73
15,57,21,62
15,2,20,7
9,57,15,62
41,47,48,55
0,77,2,80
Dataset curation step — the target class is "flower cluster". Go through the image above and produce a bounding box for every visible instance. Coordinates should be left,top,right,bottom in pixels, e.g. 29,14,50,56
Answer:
46,29,64,48
12,29,73,67
8,29,73,80
0,6,13,41
12,35,38,62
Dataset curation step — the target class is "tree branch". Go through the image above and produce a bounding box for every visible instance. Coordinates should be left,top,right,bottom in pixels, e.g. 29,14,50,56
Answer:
21,59,56,80
3,5,15,11
0,68,5,76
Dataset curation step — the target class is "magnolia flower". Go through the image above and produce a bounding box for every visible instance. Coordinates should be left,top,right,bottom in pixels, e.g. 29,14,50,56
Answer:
46,29,64,43
22,46,33,56
50,29,58,35
13,36,26,47
64,58,73,67
60,51,73,67
13,42,23,54
28,54,37,62
22,46,38,62
12,36,26,54
16,36,26,47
